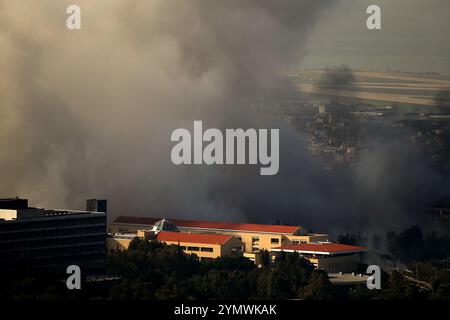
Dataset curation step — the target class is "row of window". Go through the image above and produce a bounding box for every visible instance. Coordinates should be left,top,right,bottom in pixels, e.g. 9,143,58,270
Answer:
179,246,214,252
0,242,105,255
2,246,105,262
0,229,105,242
328,260,355,270
251,237,280,244
0,217,105,233
0,235,106,251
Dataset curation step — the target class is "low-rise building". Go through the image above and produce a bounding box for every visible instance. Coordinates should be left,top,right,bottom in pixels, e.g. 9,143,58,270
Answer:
157,231,243,260
271,243,367,273
109,216,328,262
108,217,366,273
107,228,244,260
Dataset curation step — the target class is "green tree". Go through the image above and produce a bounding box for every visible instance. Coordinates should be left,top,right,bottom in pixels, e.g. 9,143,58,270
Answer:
299,271,331,300
258,250,270,268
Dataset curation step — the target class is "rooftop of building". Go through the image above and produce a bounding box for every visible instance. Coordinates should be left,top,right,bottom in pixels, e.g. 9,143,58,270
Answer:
328,272,369,285
0,197,28,210
151,218,178,232
113,216,302,234
0,197,106,222
272,242,367,255
157,231,233,245
43,209,105,216
109,233,138,240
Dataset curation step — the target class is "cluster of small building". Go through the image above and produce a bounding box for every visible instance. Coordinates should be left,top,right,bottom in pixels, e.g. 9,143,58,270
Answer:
405,117,450,170
297,103,363,169
0,197,367,276
285,97,450,173
108,216,367,273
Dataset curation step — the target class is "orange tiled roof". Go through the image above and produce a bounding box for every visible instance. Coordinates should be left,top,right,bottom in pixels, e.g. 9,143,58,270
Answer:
157,231,233,245
114,216,300,234
274,243,367,254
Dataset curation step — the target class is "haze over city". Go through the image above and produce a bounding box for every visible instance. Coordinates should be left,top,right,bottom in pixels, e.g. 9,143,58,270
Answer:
2,0,450,307
0,0,449,238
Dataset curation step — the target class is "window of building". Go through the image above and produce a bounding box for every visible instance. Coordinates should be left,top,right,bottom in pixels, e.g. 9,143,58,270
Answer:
200,247,213,252
187,246,199,251
252,236,260,252
271,238,279,244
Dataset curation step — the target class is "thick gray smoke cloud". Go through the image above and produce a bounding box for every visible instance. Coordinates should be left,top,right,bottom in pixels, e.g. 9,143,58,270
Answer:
0,1,447,236
0,0,332,217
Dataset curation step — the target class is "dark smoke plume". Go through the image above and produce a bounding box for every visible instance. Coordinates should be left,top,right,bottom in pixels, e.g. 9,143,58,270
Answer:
0,0,332,217
317,64,356,89
0,1,448,238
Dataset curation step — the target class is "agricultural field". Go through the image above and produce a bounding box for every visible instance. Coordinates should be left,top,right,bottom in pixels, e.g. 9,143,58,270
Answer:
289,69,450,108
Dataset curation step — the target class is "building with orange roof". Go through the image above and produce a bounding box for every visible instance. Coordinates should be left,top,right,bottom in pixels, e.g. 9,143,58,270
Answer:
108,216,329,262
157,231,244,260
107,221,244,260
271,243,367,273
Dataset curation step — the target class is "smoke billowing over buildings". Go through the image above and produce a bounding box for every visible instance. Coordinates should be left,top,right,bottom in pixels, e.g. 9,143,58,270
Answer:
0,0,449,238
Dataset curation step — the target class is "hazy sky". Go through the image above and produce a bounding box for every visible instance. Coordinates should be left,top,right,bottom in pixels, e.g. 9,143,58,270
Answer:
302,0,450,72
0,1,449,234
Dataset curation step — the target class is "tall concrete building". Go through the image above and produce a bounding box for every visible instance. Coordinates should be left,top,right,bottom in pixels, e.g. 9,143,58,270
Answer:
0,197,107,276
